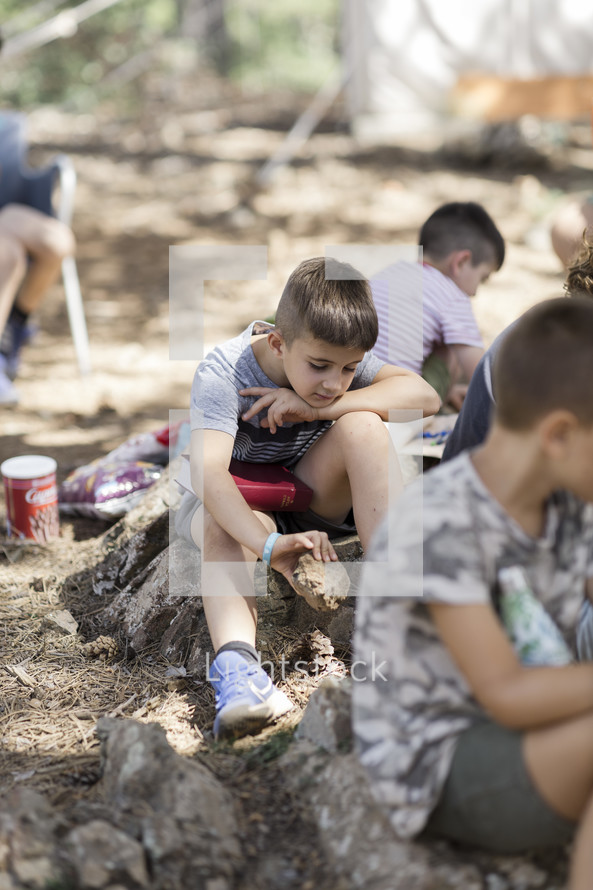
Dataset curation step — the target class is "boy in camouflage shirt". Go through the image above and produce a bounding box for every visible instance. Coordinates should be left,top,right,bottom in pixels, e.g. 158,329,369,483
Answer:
353,297,593,890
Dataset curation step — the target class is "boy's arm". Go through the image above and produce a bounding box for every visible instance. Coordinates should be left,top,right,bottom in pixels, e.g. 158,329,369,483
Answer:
241,365,440,430
429,601,593,730
320,364,440,421
190,429,335,566
450,344,485,381
587,577,593,604
445,345,486,409
190,429,271,558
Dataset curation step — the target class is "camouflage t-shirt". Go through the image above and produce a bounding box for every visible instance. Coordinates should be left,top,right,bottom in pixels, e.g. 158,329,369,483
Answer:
352,452,593,840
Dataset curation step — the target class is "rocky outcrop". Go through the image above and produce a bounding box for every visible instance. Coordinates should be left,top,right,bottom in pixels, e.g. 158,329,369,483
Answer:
282,678,569,890
0,687,569,890
0,720,242,890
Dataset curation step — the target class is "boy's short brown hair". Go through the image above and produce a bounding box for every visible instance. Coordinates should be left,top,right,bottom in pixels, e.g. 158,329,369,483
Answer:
494,296,593,430
275,256,378,351
419,202,505,270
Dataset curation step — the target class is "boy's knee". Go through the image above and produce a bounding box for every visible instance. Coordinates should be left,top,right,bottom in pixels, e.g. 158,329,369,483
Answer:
334,411,388,443
40,220,75,261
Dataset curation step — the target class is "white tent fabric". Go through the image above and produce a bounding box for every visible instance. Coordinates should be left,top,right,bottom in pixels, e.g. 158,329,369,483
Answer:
343,0,593,135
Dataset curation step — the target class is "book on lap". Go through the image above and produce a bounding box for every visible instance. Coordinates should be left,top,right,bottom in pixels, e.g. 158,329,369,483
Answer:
229,459,313,511
176,454,313,512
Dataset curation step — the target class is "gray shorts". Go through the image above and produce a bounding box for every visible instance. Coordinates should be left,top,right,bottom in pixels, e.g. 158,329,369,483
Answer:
423,720,576,854
174,490,356,549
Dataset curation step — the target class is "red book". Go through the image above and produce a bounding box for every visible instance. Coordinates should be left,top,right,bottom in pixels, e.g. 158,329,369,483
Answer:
229,459,313,512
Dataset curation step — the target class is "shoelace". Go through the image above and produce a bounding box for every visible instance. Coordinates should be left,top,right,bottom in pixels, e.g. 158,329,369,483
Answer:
213,662,263,705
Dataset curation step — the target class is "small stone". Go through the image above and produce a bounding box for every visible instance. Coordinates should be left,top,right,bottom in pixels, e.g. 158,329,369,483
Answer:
486,875,510,890
42,609,78,635
291,554,350,612
66,820,149,888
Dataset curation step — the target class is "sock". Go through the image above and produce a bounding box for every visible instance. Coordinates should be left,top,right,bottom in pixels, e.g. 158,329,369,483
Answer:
9,305,29,326
215,641,259,664
0,305,29,358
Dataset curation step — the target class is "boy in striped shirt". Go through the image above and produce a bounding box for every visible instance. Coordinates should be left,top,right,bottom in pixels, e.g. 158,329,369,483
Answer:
176,256,439,740
371,201,505,410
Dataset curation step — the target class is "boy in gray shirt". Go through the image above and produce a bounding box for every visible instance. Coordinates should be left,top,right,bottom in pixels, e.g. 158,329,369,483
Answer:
354,297,593,889
177,256,439,741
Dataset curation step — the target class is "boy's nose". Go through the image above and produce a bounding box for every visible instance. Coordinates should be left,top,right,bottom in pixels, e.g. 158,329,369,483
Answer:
322,375,342,394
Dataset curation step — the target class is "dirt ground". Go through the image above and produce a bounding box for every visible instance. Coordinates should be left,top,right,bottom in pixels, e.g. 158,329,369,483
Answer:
1,64,592,887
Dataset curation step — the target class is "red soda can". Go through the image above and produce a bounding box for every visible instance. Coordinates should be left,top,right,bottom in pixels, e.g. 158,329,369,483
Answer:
1,455,59,542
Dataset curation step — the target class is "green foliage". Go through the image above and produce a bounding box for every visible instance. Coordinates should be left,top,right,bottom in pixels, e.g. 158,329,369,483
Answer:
0,0,341,109
226,0,341,91
0,0,180,108
240,728,296,767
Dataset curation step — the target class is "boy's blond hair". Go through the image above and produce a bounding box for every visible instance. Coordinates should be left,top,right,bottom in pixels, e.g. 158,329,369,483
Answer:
275,256,378,351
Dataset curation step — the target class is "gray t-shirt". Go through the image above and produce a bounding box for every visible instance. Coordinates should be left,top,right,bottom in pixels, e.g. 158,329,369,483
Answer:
190,320,385,467
352,451,593,840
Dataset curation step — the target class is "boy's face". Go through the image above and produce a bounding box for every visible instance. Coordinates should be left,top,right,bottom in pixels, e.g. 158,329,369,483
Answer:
451,258,496,297
562,423,593,503
278,334,366,408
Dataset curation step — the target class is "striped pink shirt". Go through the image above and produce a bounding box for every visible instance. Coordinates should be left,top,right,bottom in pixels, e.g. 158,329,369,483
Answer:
371,261,484,374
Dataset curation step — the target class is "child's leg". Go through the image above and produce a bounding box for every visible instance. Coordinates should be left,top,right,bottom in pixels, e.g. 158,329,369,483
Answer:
292,411,400,551
0,204,75,314
189,503,293,739
0,233,27,333
190,502,276,651
524,712,593,890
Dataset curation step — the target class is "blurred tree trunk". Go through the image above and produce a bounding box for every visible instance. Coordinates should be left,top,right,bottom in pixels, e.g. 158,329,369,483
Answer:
179,0,231,72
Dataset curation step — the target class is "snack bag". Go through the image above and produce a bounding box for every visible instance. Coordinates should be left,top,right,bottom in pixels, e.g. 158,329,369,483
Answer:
58,460,162,520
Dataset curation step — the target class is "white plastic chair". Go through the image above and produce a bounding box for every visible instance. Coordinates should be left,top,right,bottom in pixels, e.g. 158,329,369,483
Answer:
0,111,91,375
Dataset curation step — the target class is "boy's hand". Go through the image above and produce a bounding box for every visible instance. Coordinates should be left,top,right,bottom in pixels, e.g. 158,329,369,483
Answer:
269,531,337,586
446,382,468,411
240,387,320,433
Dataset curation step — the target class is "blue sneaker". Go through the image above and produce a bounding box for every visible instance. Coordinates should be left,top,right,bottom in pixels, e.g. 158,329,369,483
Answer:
209,650,293,740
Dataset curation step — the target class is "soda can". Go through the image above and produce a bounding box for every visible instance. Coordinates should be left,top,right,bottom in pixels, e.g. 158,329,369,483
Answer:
1,454,59,542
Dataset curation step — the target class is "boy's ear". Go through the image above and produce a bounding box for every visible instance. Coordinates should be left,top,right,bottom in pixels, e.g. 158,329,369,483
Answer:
267,329,285,358
448,249,473,276
539,410,580,458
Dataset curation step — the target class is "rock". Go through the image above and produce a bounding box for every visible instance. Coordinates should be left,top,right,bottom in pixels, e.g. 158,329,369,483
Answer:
102,538,204,663
93,509,170,598
326,606,355,645
285,679,568,890
41,608,78,635
295,676,352,753
96,718,242,888
64,820,149,889
291,553,351,612
282,741,461,890
0,789,57,889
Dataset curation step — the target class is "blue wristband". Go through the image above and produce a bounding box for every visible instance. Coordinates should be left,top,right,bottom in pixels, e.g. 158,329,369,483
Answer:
262,532,282,565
